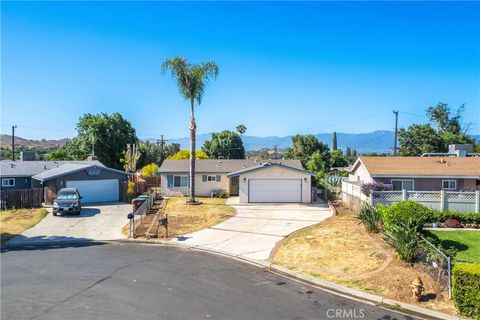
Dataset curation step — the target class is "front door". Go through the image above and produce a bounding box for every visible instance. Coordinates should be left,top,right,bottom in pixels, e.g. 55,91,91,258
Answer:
229,176,239,196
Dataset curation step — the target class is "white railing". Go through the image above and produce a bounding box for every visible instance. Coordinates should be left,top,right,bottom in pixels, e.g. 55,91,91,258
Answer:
341,181,480,213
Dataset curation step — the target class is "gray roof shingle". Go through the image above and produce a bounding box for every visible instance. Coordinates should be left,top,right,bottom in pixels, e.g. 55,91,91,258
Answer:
0,160,105,177
158,159,304,174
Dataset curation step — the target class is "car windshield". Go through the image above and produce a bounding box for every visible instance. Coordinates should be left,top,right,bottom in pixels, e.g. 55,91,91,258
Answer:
56,192,78,200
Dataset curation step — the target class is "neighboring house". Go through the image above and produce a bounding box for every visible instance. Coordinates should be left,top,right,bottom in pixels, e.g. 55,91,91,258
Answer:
158,159,313,203
1,152,129,203
349,156,480,191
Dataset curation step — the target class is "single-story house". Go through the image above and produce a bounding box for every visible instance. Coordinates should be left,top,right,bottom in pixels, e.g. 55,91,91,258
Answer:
158,159,313,203
348,156,480,191
1,153,129,203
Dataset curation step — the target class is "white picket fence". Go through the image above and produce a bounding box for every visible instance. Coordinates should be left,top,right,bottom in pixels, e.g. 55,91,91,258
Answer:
341,181,480,213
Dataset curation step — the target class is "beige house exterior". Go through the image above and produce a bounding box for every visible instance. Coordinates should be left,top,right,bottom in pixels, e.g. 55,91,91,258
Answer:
349,156,480,191
158,159,313,203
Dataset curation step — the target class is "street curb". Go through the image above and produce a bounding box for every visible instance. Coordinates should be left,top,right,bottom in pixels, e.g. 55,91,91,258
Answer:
113,238,462,320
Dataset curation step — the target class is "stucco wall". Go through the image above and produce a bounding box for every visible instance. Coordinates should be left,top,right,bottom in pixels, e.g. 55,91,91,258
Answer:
238,166,311,203
348,162,374,184
160,173,230,197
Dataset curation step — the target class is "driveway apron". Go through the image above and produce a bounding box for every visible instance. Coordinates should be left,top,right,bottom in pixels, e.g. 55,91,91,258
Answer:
173,198,332,260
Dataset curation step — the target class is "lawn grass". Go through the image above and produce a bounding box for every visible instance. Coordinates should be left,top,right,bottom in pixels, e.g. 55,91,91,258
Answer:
427,230,480,263
0,208,48,243
162,197,236,238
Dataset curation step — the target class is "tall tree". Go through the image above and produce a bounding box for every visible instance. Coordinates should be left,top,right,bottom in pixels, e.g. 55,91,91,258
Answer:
236,124,247,140
59,112,137,169
398,124,444,156
332,132,338,151
285,134,329,167
202,130,245,159
162,57,219,203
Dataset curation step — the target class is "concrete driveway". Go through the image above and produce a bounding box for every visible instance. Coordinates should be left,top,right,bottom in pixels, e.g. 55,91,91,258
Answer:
8,203,132,245
173,198,332,260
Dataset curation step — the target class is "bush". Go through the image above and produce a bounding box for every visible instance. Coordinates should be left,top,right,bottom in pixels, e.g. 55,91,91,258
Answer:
377,200,431,232
360,182,392,196
452,263,480,318
127,181,136,202
433,211,480,225
421,231,458,259
384,218,422,263
141,163,159,177
217,189,229,198
356,203,381,233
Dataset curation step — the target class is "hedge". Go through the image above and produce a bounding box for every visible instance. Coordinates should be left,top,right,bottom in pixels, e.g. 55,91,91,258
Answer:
452,263,480,318
376,201,480,228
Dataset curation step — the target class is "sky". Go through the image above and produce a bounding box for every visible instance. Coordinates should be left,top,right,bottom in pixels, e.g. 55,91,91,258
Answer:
1,1,479,141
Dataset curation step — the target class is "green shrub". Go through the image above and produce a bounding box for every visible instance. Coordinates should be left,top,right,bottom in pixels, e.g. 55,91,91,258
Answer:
217,189,229,198
452,263,480,318
420,231,458,259
384,218,422,263
356,203,381,233
377,200,431,232
433,211,480,225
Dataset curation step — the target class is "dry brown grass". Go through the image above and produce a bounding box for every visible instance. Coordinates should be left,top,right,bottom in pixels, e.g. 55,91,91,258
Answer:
272,204,455,314
160,197,235,238
0,208,48,243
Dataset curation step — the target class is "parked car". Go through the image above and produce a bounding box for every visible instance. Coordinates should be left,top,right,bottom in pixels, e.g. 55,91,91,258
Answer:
53,188,82,216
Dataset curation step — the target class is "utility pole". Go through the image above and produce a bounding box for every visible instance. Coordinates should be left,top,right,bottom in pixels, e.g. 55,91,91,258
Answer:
158,135,165,154
393,110,399,156
273,145,278,160
11,125,17,161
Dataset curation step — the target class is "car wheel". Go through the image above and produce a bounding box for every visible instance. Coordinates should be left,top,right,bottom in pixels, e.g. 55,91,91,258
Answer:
53,212,57,216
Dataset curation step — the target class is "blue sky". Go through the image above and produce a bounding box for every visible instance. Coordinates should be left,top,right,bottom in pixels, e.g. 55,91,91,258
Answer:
1,1,479,141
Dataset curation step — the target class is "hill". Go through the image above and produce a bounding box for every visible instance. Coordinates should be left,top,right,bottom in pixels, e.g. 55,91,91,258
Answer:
0,135,70,149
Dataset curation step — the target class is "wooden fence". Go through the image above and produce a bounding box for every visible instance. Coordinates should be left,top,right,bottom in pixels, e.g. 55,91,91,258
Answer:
44,187,57,205
0,188,43,209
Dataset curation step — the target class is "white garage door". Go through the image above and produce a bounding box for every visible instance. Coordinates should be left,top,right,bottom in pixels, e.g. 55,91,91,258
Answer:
66,179,119,204
248,179,302,203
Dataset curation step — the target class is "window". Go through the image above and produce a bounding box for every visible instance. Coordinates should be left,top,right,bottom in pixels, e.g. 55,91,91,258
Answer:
1,178,15,187
442,180,457,190
202,175,221,182
167,175,188,188
391,179,414,191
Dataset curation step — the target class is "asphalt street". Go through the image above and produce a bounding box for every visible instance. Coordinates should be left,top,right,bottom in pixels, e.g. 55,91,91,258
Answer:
1,243,419,320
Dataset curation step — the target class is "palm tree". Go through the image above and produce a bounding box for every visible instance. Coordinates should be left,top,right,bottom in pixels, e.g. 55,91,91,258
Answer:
236,124,247,140
162,57,219,203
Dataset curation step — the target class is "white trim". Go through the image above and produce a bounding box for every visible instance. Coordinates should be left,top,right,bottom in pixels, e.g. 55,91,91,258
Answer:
206,175,217,182
1,178,15,187
442,180,457,190
391,179,415,191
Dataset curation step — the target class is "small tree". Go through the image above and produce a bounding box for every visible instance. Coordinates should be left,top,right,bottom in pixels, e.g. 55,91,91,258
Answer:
122,144,141,173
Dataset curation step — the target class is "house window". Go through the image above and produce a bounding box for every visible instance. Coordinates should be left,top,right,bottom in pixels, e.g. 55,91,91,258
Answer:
442,180,457,190
391,179,414,191
202,175,221,182
167,175,188,188
2,178,15,187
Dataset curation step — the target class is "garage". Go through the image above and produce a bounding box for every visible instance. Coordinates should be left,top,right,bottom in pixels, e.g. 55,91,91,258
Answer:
227,162,314,204
248,179,302,203
67,179,119,204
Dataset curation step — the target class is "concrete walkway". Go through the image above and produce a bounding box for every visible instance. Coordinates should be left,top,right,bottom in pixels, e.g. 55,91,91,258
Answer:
173,197,332,260
8,203,131,245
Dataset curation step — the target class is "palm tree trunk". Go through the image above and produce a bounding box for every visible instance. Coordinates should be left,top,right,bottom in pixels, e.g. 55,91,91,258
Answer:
189,99,196,203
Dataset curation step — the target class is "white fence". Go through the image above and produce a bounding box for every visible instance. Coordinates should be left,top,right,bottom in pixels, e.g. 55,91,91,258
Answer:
341,181,480,213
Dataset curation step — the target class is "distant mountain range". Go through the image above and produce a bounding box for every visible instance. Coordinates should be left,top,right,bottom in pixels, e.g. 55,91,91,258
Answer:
0,135,70,149
3,131,479,154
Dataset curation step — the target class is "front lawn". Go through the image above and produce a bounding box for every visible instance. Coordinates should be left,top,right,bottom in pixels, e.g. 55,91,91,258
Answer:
0,208,48,243
426,230,480,263
161,197,236,238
